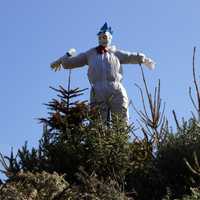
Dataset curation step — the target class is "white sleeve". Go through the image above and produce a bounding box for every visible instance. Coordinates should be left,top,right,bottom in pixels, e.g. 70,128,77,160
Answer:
115,49,145,64
59,53,87,69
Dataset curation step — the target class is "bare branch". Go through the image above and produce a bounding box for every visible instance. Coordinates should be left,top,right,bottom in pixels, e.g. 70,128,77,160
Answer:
157,102,166,127
190,46,200,120
135,83,149,119
189,86,199,113
172,110,181,130
139,65,154,117
132,64,167,148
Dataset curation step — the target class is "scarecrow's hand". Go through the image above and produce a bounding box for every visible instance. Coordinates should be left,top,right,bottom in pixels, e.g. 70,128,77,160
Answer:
143,57,156,70
50,59,62,72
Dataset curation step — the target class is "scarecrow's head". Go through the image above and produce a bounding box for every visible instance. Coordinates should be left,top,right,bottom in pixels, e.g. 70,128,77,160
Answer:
97,22,113,47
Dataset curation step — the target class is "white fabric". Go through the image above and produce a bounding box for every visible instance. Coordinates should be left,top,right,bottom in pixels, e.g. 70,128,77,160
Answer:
68,48,76,57
143,57,156,70
54,46,154,123
50,48,77,70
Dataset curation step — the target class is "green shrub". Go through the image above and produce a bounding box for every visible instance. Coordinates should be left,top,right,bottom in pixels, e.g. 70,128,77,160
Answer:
3,85,200,200
0,170,130,200
1,86,152,199
0,171,70,200
156,119,200,199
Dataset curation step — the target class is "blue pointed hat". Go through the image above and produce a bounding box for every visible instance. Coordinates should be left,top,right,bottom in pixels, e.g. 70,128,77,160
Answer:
97,22,113,35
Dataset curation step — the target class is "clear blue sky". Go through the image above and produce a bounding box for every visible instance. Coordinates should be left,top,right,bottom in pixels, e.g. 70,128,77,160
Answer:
1,0,200,180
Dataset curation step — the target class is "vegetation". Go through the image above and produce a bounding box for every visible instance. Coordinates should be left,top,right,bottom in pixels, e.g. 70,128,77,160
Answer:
1,47,200,199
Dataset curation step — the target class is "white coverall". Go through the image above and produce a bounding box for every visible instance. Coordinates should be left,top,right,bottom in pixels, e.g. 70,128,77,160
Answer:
55,46,147,123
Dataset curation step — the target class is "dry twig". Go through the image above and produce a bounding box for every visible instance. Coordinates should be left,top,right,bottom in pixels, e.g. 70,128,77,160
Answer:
132,65,167,147
189,47,200,120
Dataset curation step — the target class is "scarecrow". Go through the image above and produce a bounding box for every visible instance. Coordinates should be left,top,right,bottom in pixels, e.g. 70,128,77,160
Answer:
51,22,155,124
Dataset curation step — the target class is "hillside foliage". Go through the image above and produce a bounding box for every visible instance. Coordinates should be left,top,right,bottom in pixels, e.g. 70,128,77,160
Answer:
1,48,200,199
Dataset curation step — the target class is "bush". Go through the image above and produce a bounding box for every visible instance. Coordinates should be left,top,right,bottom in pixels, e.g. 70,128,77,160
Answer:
2,78,200,199
0,86,152,199
0,170,130,200
156,119,200,199
0,171,70,200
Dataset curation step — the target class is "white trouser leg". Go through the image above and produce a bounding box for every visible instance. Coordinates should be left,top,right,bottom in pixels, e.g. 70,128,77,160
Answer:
90,82,129,124
109,83,129,124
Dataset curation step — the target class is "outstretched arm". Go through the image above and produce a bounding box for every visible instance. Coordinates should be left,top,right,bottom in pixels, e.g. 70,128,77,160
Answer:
115,49,155,70
115,49,144,64
51,52,87,71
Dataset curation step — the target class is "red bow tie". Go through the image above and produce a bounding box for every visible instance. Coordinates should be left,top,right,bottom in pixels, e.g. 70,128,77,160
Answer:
96,45,108,54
